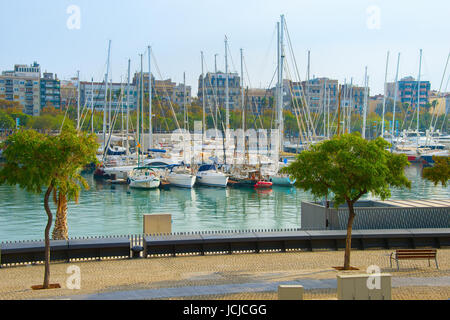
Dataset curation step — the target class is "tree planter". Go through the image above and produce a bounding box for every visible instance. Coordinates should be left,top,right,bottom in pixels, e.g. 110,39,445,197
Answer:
333,266,359,271
31,283,61,290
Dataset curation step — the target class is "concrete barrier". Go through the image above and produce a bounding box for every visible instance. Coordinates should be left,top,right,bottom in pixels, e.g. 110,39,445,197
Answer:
278,285,304,300
337,273,391,300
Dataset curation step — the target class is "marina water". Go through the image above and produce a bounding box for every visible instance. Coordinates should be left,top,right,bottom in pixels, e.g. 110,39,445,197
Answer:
0,163,448,242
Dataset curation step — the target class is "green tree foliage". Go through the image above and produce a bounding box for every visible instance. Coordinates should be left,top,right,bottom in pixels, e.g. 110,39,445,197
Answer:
0,127,98,288
422,156,450,187
281,132,411,269
0,110,15,129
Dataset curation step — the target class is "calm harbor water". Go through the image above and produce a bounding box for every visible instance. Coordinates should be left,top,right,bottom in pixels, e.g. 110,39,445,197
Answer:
0,163,448,242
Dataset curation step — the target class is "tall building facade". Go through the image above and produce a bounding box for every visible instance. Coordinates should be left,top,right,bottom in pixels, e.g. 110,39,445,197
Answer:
79,81,138,112
132,72,186,104
198,72,241,111
246,88,273,115
60,79,78,109
386,76,430,107
172,83,192,106
301,78,339,111
340,84,368,114
40,72,60,109
0,62,41,116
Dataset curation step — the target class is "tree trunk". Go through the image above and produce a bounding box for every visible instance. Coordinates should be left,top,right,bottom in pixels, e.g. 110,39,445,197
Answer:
43,185,53,289
52,192,68,240
343,200,356,270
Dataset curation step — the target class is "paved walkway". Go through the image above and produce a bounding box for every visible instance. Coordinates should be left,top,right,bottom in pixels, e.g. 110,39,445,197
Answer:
1,249,448,300
47,276,450,300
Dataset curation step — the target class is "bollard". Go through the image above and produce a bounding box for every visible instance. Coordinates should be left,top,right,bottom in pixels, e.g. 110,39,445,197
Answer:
278,285,304,300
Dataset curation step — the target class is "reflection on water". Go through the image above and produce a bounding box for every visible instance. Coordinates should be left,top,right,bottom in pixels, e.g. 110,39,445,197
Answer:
0,163,448,241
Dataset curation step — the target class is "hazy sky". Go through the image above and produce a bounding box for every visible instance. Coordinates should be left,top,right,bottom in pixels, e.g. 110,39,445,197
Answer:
1,0,449,96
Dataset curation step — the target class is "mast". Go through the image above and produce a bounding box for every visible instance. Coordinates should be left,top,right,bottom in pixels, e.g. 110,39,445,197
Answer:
225,36,229,130
240,48,245,160
137,54,142,166
381,51,390,138
103,40,111,150
183,71,187,131
148,46,153,150
126,59,130,155
140,54,144,153
201,51,206,163
391,53,401,140
90,77,94,134
279,14,285,152
109,78,112,135
416,49,422,143
362,66,368,139
348,78,353,133
337,86,342,136
214,53,218,127
76,70,80,130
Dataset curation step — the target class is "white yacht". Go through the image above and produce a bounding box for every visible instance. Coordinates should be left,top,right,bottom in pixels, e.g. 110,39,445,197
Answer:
196,164,229,187
128,167,160,189
167,164,196,188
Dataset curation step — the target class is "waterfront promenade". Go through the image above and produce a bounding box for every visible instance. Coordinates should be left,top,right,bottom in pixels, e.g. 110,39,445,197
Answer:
0,248,449,300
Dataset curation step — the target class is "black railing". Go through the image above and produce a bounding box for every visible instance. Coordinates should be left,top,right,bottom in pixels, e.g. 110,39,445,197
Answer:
1,228,449,267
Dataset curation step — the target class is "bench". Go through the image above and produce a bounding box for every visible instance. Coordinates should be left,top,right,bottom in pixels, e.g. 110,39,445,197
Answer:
389,249,438,270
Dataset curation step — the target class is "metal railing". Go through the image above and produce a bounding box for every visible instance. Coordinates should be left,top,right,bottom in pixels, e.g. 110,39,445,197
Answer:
1,228,449,268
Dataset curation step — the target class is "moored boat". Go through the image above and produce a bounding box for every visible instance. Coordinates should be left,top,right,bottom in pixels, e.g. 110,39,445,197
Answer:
128,167,160,189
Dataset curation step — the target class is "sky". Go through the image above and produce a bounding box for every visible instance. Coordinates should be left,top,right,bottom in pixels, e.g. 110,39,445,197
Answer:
0,0,449,96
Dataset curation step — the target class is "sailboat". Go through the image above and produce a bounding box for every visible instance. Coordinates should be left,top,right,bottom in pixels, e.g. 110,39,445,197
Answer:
196,164,229,187
167,164,196,188
128,167,160,189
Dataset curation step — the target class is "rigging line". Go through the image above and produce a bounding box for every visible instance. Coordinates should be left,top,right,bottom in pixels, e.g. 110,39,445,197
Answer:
283,60,308,144
226,41,239,74
242,55,264,130
431,52,450,130
439,72,450,132
150,50,181,130
283,19,316,140
201,58,219,130
283,59,310,144
258,24,277,88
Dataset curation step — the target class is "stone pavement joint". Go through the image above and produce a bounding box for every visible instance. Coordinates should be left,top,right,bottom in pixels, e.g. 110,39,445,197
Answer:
48,276,450,300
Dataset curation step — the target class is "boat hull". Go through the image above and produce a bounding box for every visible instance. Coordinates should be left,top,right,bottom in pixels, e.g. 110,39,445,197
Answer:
129,178,160,189
168,173,196,188
270,176,295,186
196,172,229,187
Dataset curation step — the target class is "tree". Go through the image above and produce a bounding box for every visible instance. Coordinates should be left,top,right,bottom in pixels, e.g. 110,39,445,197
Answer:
0,110,15,129
0,126,98,288
281,132,411,269
422,156,450,187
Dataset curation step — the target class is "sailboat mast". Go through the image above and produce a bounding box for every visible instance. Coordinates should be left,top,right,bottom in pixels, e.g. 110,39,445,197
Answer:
416,49,422,141
103,40,111,151
381,51,390,138
225,36,229,130
391,53,401,140
77,70,80,130
148,46,152,149
240,48,245,159
183,72,187,131
279,14,285,151
126,59,130,155
91,77,94,134
201,51,206,163
362,66,368,139
140,54,144,152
